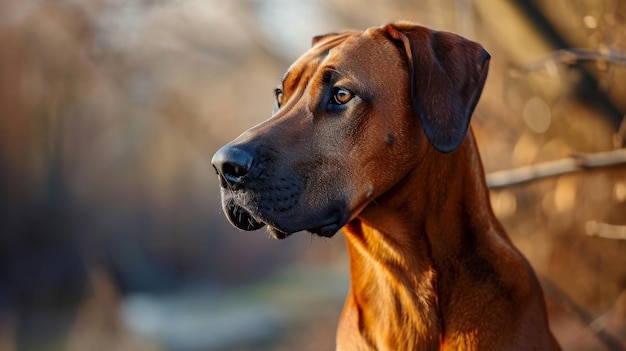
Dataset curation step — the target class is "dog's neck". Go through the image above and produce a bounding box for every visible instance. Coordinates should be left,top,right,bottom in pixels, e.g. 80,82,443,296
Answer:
341,132,517,350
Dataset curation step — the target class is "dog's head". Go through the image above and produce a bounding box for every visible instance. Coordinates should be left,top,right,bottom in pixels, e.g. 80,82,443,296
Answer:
212,22,490,239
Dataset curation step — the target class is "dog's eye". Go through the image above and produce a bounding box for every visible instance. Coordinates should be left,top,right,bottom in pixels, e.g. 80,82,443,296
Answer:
331,87,354,105
274,88,284,108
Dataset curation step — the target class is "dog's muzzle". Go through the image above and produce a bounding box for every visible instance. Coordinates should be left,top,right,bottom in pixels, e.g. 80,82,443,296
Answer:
212,143,345,239
212,144,267,231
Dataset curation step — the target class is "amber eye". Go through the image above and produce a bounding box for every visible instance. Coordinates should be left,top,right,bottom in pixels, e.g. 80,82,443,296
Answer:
274,88,284,107
331,87,354,105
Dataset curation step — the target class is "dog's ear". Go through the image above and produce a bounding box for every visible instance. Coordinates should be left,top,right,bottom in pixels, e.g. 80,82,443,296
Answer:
385,23,490,153
312,33,340,47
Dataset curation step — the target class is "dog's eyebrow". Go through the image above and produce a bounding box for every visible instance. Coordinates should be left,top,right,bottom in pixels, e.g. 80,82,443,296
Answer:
318,66,343,84
281,70,298,94
281,70,291,84
279,71,291,88
283,66,309,93
282,64,313,94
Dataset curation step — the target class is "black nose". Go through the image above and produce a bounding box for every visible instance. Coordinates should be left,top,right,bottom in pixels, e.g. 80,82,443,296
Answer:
211,145,255,189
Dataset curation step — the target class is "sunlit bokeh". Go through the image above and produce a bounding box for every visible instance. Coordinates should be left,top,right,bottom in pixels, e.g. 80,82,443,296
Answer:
0,1,624,350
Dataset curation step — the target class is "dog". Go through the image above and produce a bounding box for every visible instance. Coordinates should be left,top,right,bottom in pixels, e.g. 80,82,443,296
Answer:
212,21,561,351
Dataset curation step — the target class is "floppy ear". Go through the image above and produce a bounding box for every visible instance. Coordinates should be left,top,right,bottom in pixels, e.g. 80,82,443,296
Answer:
385,23,490,153
312,33,340,47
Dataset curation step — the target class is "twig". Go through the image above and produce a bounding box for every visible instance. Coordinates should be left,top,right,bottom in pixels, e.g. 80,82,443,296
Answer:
615,116,626,148
486,148,626,189
516,48,626,73
586,221,626,240
539,276,626,351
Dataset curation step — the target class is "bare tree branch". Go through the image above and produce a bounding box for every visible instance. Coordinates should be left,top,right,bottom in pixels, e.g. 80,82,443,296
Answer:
615,116,626,148
539,276,626,351
586,221,626,240
486,148,626,189
515,48,626,73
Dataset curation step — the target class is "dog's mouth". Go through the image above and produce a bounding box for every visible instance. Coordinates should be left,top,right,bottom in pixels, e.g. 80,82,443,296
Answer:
224,200,345,240
224,201,266,231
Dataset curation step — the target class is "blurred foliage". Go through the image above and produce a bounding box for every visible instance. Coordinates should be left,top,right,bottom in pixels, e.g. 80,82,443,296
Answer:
0,0,624,350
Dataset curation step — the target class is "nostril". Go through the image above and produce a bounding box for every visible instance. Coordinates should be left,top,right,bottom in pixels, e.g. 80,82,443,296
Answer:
223,162,249,179
211,145,255,188
213,165,228,188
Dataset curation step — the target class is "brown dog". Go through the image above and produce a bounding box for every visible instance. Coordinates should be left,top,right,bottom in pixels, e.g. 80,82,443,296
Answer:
212,21,561,351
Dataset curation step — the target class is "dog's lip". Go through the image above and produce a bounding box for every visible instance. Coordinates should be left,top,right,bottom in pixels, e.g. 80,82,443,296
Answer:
225,202,266,231
267,220,342,240
306,210,346,238
267,215,343,239
226,198,346,239
307,221,342,237
267,226,292,240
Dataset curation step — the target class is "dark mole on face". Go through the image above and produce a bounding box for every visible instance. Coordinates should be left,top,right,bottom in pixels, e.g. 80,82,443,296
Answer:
385,133,395,145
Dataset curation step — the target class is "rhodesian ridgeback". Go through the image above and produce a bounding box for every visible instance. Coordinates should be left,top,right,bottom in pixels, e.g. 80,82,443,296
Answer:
212,21,561,350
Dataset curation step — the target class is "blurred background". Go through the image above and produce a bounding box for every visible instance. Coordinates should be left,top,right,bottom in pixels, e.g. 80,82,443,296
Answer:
0,0,625,350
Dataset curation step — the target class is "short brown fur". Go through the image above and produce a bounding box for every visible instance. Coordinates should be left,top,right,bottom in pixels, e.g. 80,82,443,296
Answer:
212,22,561,351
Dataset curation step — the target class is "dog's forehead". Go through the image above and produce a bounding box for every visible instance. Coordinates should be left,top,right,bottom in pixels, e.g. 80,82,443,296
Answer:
284,32,358,75
324,29,395,66
282,28,391,90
